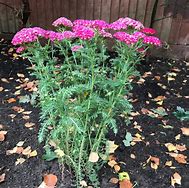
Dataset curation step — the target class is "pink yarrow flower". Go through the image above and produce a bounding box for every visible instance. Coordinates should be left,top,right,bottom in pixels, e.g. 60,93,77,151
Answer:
133,31,146,39
109,17,144,31
143,36,161,46
98,29,112,38
73,19,109,30
16,46,26,53
73,25,95,40
44,31,75,41
71,45,83,52
52,17,73,27
12,27,46,45
140,27,156,35
113,32,138,44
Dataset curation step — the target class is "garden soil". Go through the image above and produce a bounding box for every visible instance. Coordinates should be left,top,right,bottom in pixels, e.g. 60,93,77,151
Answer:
0,39,189,188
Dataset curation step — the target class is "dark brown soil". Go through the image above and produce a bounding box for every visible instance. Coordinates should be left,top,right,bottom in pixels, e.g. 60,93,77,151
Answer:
0,39,189,188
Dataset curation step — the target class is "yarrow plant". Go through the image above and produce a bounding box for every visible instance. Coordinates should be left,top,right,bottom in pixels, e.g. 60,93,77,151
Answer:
12,16,161,187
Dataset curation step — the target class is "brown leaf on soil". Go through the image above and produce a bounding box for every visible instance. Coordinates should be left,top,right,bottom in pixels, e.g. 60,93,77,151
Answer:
108,159,117,168
0,87,4,92
119,179,133,188
44,174,58,187
25,122,35,128
12,106,24,113
171,172,182,186
168,153,187,164
22,146,32,156
0,131,7,141
15,158,26,165
1,78,9,83
109,177,119,184
22,115,30,120
181,127,189,136
0,173,5,183
114,164,121,172
7,98,16,103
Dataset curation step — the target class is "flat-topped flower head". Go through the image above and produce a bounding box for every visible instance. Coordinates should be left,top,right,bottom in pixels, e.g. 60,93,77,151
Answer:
133,31,146,39
52,17,73,27
109,17,144,31
73,19,109,30
114,32,138,44
11,27,46,45
98,29,112,38
143,36,161,46
73,25,95,40
44,31,75,41
140,28,156,35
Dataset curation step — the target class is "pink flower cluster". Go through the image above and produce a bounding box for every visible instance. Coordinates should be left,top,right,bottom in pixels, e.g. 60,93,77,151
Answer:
140,27,156,35
133,32,146,39
109,17,144,31
73,25,95,40
52,17,73,27
98,29,112,38
44,31,75,41
143,36,161,46
12,27,46,45
113,32,138,45
73,19,108,30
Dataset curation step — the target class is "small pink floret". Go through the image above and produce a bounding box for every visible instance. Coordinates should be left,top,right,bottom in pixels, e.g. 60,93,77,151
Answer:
140,27,156,35
52,17,73,27
71,45,83,52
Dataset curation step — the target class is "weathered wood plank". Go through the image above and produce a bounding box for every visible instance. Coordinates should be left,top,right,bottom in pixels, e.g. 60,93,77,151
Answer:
144,0,156,27
93,0,101,19
119,0,130,18
101,0,111,22
77,0,86,19
110,0,120,22
136,0,148,23
86,0,94,20
129,0,138,19
61,0,70,18
69,0,77,20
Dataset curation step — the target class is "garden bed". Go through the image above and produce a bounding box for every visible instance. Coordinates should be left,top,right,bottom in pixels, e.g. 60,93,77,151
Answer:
0,39,189,188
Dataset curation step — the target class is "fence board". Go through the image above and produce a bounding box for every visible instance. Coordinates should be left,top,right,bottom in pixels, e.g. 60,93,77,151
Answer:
93,0,101,19
119,0,130,18
86,0,94,20
144,0,156,27
69,0,77,20
77,0,86,19
136,0,148,23
101,0,111,22
129,0,138,19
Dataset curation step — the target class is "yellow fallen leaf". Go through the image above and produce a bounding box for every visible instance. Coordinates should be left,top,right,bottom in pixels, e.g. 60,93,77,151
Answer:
106,141,119,153
156,100,163,105
165,161,172,167
29,150,38,157
108,160,117,168
15,158,26,165
54,149,64,158
89,152,99,163
175,134,181,140
165,143,177,152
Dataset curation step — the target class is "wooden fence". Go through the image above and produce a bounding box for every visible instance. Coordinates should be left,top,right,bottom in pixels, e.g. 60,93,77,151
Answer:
0,0,189,58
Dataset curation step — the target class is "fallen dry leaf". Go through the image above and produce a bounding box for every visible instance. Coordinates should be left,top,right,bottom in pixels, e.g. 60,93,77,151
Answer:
0,87,4,92
181,127,189,136
165,143,177,152
7,98,16,103
44,174,58,187
165,161,172,167
17,73,25,78
171,172,182,186
12,106,24,113
176,144,187,152
1,78,9,83
114,164,121,172
108,159,117,168
80,180,87,187
25,122,35,128
0,131,7,141
119,179,133,188
0,173,5,183
106,141,119,153
88,152,99,163
109,177,119,184
22,146,32,156
15,157,26,165
29,150,38,157
168,153,187,164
